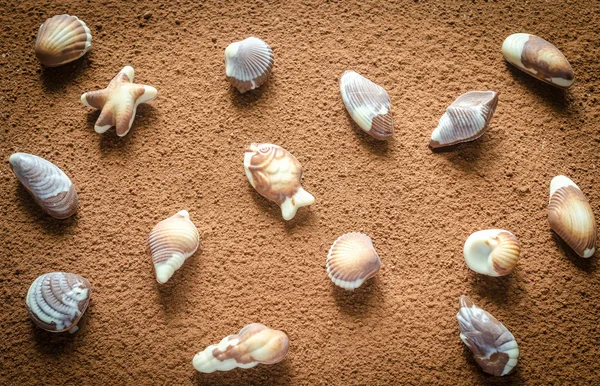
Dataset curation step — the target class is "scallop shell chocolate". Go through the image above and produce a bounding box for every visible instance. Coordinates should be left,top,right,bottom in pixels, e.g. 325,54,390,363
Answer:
463,229,521,277
9,152,78,219
225,37,274,93
548,176,597,258
34,14,92,67
429,91,498,149
457,296,519,377
326,232,381,290
148,210,200,284
340,70,393,140
502,33,574,88
26,272,91,333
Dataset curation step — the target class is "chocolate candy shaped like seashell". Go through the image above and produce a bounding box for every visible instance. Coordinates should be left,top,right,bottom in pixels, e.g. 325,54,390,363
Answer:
548,176,597,258
429,91,498,149
193,323,289,373
148,210,200,284
457,296,519,377
463,229,521,277
244,143,315,221
9,153,78,219
225,37,273,93
339,70,393,140
26,272,91,333
34,14,92,67
326,232,381,290
502,33,574,89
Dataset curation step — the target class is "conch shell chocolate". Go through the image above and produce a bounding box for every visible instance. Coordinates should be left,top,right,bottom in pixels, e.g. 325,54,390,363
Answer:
463,229,521,276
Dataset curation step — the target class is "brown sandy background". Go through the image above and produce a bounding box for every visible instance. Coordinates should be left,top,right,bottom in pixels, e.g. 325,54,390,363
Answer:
1,0,599,385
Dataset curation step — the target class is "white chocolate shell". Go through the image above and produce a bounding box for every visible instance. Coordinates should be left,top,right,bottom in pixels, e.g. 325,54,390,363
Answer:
9,152,78,219
457,296,519,377
339,70,393,140
148,210,200,284
225,37,273,93
430,91,498,149
26,272,91,333
502,33,574,89
34,14,92,67
463,229,521,277
548,176,597,258
193,323,289,373
326,232,381,290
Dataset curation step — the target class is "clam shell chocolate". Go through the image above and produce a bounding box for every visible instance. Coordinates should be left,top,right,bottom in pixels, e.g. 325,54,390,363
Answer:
9,152,78,219
34,14,92,67
193,323,289,373
225,37,274,93
463,229,521,277
326,232,381,290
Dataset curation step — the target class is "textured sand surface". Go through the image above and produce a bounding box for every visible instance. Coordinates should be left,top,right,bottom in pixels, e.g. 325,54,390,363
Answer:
0,0,599,385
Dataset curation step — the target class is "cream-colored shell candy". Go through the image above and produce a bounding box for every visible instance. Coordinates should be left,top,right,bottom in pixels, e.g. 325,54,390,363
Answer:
9,153,78,219
457,296,519,377
464,230,521,277
244,143,315,220
34,14,92,67
26,272,91,333
429,91,498,149
548,176,597,258
225,37,274,93
326,232,381,290
339,70,393,140
502,33,575,89
148,210,200,284
193,323,289,373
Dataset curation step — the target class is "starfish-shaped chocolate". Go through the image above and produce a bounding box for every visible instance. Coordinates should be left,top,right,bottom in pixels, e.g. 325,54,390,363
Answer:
81,66,157,137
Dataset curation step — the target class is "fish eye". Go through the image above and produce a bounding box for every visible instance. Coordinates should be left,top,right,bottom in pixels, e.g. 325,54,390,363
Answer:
259,145,270,154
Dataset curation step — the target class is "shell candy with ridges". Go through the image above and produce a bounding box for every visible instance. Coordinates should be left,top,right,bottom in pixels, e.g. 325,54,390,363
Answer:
225,37,274,93
34,14,92,67
326,232,381,290
463,229,521,277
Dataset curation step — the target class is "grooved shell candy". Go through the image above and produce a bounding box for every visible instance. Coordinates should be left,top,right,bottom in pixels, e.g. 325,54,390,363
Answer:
26,272,91,333
34,14,92,67
9,152,78,219
193,323,289,373
326,232,381,290
463,229,521,277
225,37,274,93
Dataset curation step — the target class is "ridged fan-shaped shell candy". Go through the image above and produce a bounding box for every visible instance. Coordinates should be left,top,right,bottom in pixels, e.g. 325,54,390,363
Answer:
34,14,92,67
326,232,381,290
225,37,273,93
463,229,521,276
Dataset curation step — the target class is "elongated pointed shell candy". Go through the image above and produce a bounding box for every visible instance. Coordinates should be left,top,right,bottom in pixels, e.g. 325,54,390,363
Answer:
225,37,273,93
193,323,289,373
429,91,498,149
148,210,200,284
502,33,574,89
9,153,78,219
464,230,521,277
457,296,519,377
244,143,315,220
548,176,597,258
340,70,393,140
34,14,92,67
326,232,381,290
26,272,91,333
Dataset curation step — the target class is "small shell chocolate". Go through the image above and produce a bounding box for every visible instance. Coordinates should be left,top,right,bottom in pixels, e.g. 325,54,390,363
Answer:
34,14,92,67
9,152,78,219
548,176,597,258
457,296,519,377
339,70,394,140
225,37,274,93
429,91,498,149
26,272,91,333
244,143,315,220
502,33,575,89
463,230,521,277
148,210,200,284
326,232,381,290
193,323,289,373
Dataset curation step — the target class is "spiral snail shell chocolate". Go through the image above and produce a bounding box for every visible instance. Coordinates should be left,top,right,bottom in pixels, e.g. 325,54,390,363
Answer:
326,232,381,290
225,37,274,93
34,14,92,67
463,229,521,276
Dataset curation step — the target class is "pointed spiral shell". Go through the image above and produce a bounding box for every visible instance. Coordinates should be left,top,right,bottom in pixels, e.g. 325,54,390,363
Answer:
225,37,273,93
34,14,92,67
463,229,521,276
326,232,381,290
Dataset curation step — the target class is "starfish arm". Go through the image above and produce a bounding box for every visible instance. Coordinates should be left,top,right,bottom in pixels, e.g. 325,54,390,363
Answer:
110,66,134,87
137,85,158,104
94,104,115,133
81,89,109,109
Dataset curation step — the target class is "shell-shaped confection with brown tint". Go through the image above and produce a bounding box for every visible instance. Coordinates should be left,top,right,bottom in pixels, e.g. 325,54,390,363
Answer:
193,323,289,373
148,210,200,284
34,14,92,67
225,37,274,93
548,176,597,258
429,91,498,149
463,229,521,277
457,296,519,377
26,272,91,333
339,70,393,140
9,153,78,219
326,232,381,290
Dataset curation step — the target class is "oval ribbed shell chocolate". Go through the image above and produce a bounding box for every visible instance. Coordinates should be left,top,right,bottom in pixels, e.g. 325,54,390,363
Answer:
463,229,521,277
34,14,92,67
326,232,381,290
224,37,273,93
